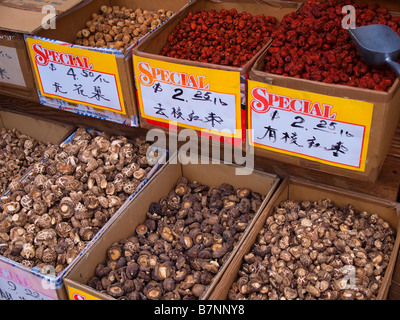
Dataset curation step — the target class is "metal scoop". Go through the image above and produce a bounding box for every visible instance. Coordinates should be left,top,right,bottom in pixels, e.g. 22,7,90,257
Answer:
349,24,400,78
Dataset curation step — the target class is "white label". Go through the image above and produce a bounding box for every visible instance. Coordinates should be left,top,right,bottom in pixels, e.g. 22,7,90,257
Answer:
0,272,53,300
140,82,237,133
0,45,26,87
251,108,366,168
37,63,122,112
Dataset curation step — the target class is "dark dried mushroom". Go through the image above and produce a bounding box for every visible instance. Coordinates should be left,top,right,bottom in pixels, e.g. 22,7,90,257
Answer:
85,178,264,300
107,283,125,298
144,281,163,300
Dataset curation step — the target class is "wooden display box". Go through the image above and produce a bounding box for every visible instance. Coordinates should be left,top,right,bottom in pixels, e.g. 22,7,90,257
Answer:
63,155,280,300
132,0,301,144
210,177,400,300
388,281,400,300
0,31,38,102
0,0,91,102
0,111,76,300
0,127,167,300
24,0,190,127
247,1,400,183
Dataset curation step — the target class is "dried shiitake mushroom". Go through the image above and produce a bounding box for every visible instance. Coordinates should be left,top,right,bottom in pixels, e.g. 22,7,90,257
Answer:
0,128,157,276
0,128,54,195
74,5,174,52
87,179,265,300
228,199,396,300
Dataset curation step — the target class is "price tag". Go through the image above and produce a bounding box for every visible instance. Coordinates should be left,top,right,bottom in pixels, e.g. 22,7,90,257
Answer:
133,55,242,138
248,80,374,171
0,261,55,300
0,45,26,87
26,36,126,114
67,285,101,300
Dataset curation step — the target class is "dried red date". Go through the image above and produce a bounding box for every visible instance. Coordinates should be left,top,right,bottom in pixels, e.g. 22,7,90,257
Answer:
264,0,399,92
161,9,278,67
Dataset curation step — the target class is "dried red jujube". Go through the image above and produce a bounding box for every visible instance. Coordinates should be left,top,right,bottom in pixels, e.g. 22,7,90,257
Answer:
161,8,278,67
264,0,400,92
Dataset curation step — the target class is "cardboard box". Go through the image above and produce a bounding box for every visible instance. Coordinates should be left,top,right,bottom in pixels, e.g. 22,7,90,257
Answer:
0,0,93,102
247,2,400,182
23,0,191,127
1,0,82,102
63,155,280,300
0,127,167,300
0,109,75,196
209,177,400,300
392,250,400,285
388,281,400,300
0,31,39,102
0,110,77,301
132,0,301,143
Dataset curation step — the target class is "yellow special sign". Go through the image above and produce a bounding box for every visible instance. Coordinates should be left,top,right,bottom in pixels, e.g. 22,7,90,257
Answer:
248,80,374,172
133,55,242,138
26,36,126,115
67,285,101,300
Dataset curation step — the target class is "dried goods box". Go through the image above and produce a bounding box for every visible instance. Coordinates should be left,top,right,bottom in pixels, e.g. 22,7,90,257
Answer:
388,281,400,300
209,177,400,300
132,0,301,144
0,109,75,196
247,0,400,182
23,0,191,127
0,0,92,102
0,127,167,300
390,248,400,299
63,155,280,300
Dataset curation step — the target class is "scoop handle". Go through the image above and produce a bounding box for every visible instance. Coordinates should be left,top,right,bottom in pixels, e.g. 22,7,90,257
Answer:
385,57,400,78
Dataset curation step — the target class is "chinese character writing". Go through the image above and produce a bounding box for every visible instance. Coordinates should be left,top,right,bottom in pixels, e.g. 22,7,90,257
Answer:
187,110,202,122
73,84,87,97
258,125,277,142
153,83,163,93
325,141,348,157
89,86,110,101
49,63,57,71
154,103,168,118
171,107,184,120
53,82,67,94
93,74,110,84
307,136,321,148
270,110,280,121
289,132,303,147
340,130,354,138
204,112,223,128
0,68,10,80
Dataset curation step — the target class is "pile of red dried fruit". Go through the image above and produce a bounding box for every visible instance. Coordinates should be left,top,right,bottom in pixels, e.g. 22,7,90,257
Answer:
264,0,400,91
161,8,278,67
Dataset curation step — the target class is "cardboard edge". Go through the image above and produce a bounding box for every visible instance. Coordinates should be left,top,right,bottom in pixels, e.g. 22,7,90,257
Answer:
63,153,281,300
209,176,400,300
202,174,280,300
0,128,167,299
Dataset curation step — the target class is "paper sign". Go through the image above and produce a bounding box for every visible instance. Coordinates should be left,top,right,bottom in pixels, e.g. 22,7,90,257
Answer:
26,36,126,114
248,80,374,171
0,260,56,300
133,55,242,138
0,45,26,87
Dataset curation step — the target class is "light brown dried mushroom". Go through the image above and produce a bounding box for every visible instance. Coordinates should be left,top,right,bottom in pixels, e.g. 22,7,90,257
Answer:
228,200,395,300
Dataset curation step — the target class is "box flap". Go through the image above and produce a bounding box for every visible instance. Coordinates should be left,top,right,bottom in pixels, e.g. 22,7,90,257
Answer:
0,0,91,34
